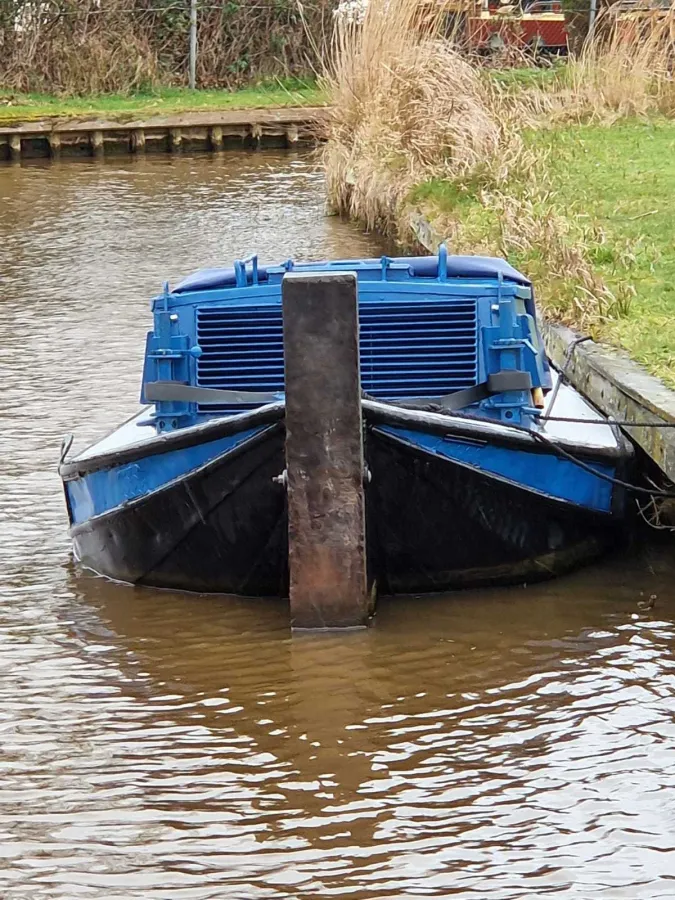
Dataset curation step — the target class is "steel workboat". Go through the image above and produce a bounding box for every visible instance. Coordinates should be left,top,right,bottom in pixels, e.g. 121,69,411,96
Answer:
59,247,632,596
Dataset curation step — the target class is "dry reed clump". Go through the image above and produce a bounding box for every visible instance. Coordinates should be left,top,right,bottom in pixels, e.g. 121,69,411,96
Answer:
322,0,675,330
550,6,675,121
322,0,501,233
321,0,623,328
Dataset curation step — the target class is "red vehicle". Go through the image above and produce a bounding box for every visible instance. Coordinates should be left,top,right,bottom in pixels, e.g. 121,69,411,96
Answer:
465,0,568,53
337,0,570,54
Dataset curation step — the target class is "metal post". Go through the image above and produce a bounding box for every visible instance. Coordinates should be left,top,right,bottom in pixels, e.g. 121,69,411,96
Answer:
588,0,597,39
189,0,198,90
282,272,371,630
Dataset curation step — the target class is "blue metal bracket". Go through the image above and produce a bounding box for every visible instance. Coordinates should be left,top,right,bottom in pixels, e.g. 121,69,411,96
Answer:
142,283,203,432
481,274,543,425
438,243,448,281
234,254,260,287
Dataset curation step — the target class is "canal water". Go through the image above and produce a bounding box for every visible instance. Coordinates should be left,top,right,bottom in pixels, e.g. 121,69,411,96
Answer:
1,152,675,899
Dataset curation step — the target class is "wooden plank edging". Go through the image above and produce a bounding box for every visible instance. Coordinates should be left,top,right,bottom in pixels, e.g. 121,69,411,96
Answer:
0,106,328,135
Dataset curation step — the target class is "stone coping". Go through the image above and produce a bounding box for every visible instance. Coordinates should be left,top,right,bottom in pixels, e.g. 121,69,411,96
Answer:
543,321,675,481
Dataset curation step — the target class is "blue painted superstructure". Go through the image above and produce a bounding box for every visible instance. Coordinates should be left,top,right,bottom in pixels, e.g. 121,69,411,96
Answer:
140,246,550,432
59,247,633,597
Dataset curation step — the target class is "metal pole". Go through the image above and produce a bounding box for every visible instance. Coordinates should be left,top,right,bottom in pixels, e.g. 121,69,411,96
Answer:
588,0,597,40
189,0,198,90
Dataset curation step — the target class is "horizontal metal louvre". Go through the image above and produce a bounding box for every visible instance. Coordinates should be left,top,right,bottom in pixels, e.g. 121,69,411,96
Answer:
195,297,477,412
360,300,476,399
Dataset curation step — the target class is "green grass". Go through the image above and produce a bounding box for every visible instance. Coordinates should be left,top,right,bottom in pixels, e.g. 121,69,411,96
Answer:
0,79,325,122
485,64,565,91
528,121,675,385
411,119,675,387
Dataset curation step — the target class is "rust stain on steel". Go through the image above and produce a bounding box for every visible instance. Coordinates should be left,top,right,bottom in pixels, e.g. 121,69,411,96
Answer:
282,271,370,629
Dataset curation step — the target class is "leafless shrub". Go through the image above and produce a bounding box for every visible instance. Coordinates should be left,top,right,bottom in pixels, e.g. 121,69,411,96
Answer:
0,0,333,95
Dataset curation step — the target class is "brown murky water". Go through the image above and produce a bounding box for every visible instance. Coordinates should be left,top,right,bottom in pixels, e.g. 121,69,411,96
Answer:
1,153,675,899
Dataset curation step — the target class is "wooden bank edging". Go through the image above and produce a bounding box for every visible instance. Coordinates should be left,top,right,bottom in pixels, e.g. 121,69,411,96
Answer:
0,106,328,160
410,213,675,483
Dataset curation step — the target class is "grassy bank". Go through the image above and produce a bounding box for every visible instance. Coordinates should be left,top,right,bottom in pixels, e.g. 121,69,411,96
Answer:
323,0,675,389
411,120,675,386
0,81,325,123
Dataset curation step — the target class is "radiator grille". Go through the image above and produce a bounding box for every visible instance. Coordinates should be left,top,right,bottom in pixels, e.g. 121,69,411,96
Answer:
196,298,478,413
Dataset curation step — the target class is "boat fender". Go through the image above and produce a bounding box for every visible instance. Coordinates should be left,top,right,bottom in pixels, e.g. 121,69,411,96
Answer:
531,386,545,408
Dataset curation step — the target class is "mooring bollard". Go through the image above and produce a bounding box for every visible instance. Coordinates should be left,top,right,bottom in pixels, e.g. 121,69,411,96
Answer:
90,130,104,158
282,271,371,629
209,125,224,152
8,134,21,162
130,129,146,154
169,128,182,153
47,133,61,160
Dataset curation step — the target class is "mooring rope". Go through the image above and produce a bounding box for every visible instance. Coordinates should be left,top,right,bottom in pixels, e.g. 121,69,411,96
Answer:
538,416,675,427
528,430,675,500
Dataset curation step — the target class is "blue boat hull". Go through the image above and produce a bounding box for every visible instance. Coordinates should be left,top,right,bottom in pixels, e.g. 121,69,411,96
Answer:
62,406,627,597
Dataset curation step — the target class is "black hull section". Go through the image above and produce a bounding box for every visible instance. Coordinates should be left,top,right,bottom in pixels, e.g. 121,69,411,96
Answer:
364,429,613,594
71,425,618,598
72,425,289,597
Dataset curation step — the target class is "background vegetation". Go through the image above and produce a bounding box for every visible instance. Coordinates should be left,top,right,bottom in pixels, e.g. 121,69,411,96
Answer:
0,0,333,95
322,0,675,384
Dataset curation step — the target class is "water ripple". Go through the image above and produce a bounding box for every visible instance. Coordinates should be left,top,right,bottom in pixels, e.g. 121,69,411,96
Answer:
0,153,674,898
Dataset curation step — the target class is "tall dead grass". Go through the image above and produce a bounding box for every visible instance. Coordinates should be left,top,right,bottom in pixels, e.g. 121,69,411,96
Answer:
562,5,675,120
322,0,501,232
322,0,675,328
527,4,675,122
